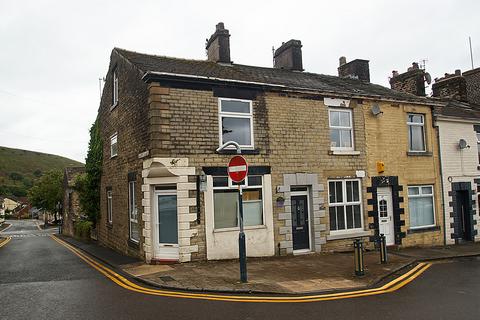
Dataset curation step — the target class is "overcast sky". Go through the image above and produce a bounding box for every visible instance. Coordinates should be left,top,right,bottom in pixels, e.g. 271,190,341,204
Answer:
1,0,479,162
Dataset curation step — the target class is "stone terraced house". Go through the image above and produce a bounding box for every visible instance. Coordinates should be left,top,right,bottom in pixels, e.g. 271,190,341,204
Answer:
96,23,449,263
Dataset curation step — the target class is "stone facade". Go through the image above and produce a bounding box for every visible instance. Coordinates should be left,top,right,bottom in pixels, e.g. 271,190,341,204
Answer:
363,102,444,247
464,67,480,105
62,167,85,237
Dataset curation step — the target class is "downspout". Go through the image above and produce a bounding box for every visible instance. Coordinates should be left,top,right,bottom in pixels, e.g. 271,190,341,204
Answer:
435,122,447,246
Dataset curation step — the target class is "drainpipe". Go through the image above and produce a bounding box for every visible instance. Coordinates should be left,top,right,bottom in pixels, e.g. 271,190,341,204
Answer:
435,123,447,246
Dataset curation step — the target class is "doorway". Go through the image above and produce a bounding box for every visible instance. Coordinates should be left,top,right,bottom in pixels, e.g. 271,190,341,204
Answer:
291,190,311,252
153,187,179,261
454,190,473,241
377,187,395,245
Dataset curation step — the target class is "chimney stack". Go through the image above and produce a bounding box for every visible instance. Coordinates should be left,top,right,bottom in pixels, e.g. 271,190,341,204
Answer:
432,70,468,102
463,67,480,105
389,62,426,96
337,57,370,82
273,40,304,71
206,22,231,63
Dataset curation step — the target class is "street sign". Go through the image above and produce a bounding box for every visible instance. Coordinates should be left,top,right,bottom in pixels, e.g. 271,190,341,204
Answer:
227,156,248,183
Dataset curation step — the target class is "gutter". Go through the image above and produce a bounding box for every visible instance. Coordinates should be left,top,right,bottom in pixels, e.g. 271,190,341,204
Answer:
142,71,443,107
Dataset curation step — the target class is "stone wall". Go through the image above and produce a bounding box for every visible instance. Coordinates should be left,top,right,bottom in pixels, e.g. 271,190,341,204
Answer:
464,68,480,105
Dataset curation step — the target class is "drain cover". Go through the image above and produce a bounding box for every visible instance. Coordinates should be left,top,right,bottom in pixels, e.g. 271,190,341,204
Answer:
159,276,175,282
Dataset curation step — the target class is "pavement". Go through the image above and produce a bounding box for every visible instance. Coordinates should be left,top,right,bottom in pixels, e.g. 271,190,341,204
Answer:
3,219,480,320
56,234,480,295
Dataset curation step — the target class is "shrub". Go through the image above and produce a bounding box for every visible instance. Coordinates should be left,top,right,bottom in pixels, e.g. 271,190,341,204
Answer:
74,220,93,240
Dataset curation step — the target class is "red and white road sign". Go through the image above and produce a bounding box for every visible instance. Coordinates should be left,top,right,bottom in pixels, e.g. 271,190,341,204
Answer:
228,156,248,183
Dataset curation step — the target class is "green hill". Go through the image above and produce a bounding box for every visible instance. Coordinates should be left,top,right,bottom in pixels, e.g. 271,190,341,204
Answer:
0,146,84,197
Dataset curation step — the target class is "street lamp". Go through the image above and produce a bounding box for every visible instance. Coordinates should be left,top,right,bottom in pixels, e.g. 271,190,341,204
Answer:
217,141,248,283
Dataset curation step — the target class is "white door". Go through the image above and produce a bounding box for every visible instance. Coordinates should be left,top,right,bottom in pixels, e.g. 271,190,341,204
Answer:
377,187,395,245
153,188,179,261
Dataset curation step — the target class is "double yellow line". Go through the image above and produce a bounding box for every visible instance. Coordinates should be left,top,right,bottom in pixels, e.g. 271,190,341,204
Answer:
50,234,431,303
0,236,11,248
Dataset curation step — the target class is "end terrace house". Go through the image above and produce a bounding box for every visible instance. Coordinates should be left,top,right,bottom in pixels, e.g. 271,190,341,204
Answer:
96,23,442,263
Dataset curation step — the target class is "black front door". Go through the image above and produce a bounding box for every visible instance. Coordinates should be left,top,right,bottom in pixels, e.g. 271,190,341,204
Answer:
291,195,310,250
455,190,473,241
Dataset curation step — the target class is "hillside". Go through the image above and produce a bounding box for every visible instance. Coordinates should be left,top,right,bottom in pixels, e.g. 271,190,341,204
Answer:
0,146,84,197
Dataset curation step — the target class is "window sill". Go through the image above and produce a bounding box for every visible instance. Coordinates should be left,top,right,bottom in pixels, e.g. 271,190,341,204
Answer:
213,225,266,233
329,150,360,156
407,151,432,157
128,239,140,249
110,103,118,112
407,225,440,234
106,222,113,229
327,230,371,241
110,155,118,159
216,148,260,155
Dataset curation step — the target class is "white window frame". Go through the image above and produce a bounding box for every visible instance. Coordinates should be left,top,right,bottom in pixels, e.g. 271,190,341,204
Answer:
476,132,480,165
407,113,426,152
110,133,118,158
328,108,354,151
212,175,265,230
112,70,118,107
106,190,113,224
408,185,436,229
128,181,139,243
218,98,254,149
327,179,364,234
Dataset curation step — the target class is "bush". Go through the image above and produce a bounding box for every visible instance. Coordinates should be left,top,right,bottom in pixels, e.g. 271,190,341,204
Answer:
74,221,93,240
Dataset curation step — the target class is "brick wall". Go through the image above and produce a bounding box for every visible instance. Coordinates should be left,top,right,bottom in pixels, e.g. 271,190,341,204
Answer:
97,50,149,259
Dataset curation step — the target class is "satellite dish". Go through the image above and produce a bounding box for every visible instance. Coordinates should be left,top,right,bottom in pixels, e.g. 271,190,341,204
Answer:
425,72,432,85
371,104,383,116
458,139,469,149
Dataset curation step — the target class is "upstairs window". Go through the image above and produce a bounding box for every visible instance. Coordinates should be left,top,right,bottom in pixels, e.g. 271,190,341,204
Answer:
218,98,254,149
407,114,426,152
329,109,354,150
112,70,118,106
110,133,118,158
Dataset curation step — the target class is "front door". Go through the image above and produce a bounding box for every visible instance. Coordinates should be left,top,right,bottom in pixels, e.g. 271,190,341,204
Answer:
455,190,473,241
291,194,310,251
153,188,179,260
377,187,395,245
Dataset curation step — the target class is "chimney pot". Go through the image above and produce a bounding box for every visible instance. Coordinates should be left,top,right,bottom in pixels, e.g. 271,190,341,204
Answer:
206,22,231,63
273,39,303,71
455,69,461,76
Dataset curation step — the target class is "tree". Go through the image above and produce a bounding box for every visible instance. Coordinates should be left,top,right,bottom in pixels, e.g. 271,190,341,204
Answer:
33,169,42,177
28,170,63,222
75,118,102,223
9,172,23,184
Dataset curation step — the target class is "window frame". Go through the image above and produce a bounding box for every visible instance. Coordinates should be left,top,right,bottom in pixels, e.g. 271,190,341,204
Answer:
327,179,364,234
110,133,118,158
408,185,436,229
106,189,113,224
128,180,139,243
407,113,426,152
112,69,118,107
212,175,265,230
218,98,254,149
476,132,480,165
328,108,354,151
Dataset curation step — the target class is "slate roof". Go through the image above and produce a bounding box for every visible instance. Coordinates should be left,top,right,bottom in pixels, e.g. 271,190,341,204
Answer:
433,99,480,121
114,48,437,105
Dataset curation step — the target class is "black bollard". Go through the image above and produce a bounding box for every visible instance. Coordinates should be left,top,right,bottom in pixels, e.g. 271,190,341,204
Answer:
379,234,388,264
354,239,365,276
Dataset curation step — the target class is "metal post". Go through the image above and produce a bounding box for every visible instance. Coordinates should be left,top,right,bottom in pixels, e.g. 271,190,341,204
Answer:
238,184,247,282
354,239,365,276
379,234,388,264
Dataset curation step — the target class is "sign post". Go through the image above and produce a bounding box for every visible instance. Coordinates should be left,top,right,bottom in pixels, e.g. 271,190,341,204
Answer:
228,155,248,283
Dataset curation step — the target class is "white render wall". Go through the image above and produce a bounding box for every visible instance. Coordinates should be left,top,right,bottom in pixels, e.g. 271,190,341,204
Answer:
204,175,275,260
437,119,480,244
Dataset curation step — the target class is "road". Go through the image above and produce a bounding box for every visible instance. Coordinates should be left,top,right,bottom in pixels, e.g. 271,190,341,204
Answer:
1,219,480,320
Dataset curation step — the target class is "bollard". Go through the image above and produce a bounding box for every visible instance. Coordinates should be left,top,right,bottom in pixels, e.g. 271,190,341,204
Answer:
353,239,365,276
379,234,388,264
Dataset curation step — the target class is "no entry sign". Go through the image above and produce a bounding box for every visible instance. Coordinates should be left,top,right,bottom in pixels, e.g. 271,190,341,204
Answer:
228,156,248,183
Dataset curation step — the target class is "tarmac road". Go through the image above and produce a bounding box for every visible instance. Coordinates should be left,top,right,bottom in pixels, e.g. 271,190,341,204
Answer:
1,219,479,320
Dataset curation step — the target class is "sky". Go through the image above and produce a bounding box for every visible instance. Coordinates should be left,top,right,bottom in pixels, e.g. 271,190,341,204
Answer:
0,0,479,162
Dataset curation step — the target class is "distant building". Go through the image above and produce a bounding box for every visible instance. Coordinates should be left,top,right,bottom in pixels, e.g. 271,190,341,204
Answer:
62,167,85,237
